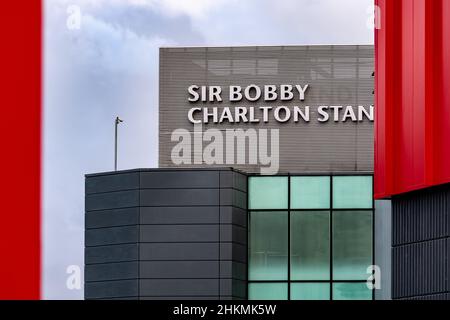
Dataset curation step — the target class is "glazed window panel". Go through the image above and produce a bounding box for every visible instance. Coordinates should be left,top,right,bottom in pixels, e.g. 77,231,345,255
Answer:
332,283,373,300
290,211,330,280
248,177,288,210
290,176,330,209
291,283,330,301
249,211,288,281
332,211,373,280
248,283,288,300
248,175,374,301
332,176,373,209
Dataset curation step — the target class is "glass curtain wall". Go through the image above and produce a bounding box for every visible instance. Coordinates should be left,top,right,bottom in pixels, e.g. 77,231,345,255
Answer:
248,175,374,300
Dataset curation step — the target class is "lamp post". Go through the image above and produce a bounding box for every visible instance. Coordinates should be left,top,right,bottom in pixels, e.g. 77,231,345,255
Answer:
114,116,123,171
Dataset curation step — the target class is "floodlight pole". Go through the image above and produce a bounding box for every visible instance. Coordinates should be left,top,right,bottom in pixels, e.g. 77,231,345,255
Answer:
114,116,123,171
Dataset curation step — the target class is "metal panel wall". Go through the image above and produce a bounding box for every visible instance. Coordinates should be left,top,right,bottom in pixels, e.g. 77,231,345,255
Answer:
159,45,374,174
85,172,140,300
85,168,247,300
392,184,450,299
375,0,450,198
374,200,392,300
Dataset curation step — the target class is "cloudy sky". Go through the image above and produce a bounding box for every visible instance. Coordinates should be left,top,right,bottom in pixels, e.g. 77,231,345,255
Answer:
43,0,374,299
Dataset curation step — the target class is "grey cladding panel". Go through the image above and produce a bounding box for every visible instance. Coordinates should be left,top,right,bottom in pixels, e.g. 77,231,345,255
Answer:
140,279,219,296
220,207,247,227
85,244,138,264
85,168,249,300
140,261,219,279
220,279,247,299
85,280,138,299
220,243,247,263
219,171,247,193
220,261,247,280
159,46,374,173
140,296,219,300
374,200,392,300
86,207,139,229
140,171,219,189
85,262,138,282
86,226,138,246
86,172,139,194
393,186,449,245
140,189,219,206
140,225,219,243
392,239,447,299
86,190,139,211
140,243,219,260
220,189,247,209
220,225,247,245
140,207,219,224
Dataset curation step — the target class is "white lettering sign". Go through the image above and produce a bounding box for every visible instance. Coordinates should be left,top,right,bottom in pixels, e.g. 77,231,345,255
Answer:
187,84,373,124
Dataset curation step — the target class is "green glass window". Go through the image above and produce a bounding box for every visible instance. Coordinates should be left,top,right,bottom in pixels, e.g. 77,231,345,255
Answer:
249,211,288,280
248,175,374,301
332,176,373,209
332,283,373,300
248,283,288,300
249,177,288,209
291,176,330,209
290,211,330,280
333,211,373,280
291,283,330,300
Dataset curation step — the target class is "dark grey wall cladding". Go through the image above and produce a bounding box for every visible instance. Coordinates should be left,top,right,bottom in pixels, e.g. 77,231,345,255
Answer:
85,280,138,299
86,207,139,229
85,172,139,195
85,244,138,264
85,262,138,282
220,261,247,281
220,207,247,227
392,184,450,300
139,261,219,279
85,226,138,247
140,225,220,242
140,243,219,261
140,296,221,300
393,185,449,245
402,293,450,300
140,279,219,297
220,243,247,264
140,207,219,224
86,191,139,211
392,239,447,299
139,189,219,207
140,171,219,188
220,225,246,244
85,168,248,300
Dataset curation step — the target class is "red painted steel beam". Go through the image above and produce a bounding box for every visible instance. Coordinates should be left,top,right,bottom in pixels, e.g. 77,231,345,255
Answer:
0,1,42,299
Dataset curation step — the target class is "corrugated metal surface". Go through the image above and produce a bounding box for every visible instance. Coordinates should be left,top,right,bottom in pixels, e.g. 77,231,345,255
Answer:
392,239,447,299
159,46,374,174
392,184,450,300
393,186,449,246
